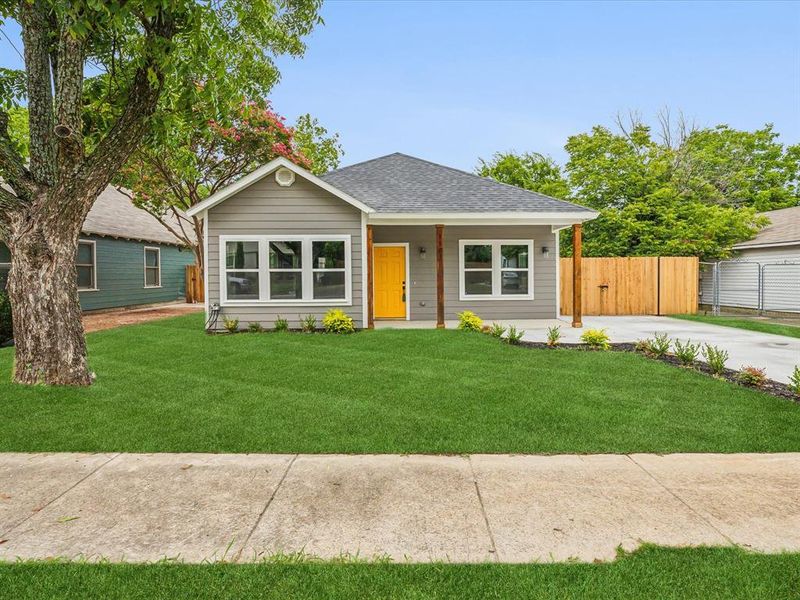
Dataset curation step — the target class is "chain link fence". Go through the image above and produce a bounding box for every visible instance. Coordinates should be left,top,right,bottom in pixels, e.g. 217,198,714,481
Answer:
699,260,800,315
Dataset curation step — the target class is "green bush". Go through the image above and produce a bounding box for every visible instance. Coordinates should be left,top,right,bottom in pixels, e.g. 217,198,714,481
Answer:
580,328,610,350
790,366,800,396
546,325,561,347
506,325,525,345
673,339,700,366
737,365,767,387
223,316,239,333
489,322,506,338
0,291,12,344
273,315,289,332
247,322,263,333
457,310,483,332
300,314,317,333
702,344,729,376
323,308,355,334
636,333,671,357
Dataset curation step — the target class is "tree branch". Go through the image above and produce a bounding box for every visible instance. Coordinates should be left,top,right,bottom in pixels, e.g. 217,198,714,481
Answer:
54,16,85,170
75,11,176,204
19,0,57,185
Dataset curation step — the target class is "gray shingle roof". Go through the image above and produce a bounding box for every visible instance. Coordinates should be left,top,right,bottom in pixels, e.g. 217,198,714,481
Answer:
733,206,800,249
320,153,594,214
82,187,191,246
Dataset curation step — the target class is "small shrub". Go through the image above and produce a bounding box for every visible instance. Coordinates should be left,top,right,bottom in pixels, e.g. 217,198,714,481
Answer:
300,314,317,333
247,322,263,333
634,338,652,353
648,332,671,357
323,308,355,334
580,328,610,350
672,339,700,366
737,365,767,387
0,291,12,344
457,310,483,332
223,316,240,333
506,325,525,345
702,344,729,376
546,325,561,347
789,366,800,396
273,316,289,332
489,322,507,338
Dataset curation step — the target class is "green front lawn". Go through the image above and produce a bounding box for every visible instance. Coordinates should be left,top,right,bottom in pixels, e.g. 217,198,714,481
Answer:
671,314,800,338
1,313,799,454
1,546,799,600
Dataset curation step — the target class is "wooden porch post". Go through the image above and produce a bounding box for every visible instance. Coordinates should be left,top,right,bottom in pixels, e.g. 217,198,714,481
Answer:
572,223,583,328
436,224,445,328
366,224,375,329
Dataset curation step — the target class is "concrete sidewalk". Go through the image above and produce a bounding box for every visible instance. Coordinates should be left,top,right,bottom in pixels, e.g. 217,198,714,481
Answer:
1,453,798,564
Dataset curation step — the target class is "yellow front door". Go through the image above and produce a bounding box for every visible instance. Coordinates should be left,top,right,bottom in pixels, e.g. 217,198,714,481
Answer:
374,246,406,318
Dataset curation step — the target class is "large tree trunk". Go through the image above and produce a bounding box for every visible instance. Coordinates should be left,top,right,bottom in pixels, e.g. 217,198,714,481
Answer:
7,222,91,386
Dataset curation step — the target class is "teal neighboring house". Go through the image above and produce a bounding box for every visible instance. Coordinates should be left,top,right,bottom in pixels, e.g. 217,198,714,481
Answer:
0,187,195,312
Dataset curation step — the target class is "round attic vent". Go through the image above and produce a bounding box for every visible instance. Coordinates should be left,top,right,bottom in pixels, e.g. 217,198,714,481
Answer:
275,167,295,187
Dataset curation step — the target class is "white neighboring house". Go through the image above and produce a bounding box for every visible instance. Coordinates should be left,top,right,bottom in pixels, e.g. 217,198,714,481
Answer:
701,206,800,314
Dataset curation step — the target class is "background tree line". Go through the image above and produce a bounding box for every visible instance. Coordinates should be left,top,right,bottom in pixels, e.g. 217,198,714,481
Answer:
477,112,800,258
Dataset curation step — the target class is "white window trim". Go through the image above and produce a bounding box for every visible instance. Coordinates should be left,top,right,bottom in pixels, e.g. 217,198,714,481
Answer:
77,239,99,292
219,234,352,307
458,239,534,301
144,246,162,289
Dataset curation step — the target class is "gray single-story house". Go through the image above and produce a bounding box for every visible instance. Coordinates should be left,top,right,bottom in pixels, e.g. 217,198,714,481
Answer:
187,153,597,330
0,186,195,311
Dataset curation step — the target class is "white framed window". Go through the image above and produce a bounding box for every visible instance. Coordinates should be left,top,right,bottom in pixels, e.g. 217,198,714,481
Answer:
144,247,161,288
219,234,352,306
76,240,98,291
459,239,534,300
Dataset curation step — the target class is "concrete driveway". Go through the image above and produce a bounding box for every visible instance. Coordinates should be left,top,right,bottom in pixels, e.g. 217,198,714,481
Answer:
519,316,800,384
1,452,799,564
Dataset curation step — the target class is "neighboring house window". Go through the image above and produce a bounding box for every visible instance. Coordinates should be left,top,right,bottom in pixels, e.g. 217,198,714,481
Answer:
76,240,97,291
459,239,534,300
220,235,351,305
0,243,10,290
144,247,161,288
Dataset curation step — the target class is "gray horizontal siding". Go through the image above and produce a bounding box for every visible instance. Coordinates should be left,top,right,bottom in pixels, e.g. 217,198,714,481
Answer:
207,175,364,330
374,225,558,321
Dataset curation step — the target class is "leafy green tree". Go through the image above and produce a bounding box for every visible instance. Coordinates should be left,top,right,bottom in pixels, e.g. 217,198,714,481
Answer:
0,0,321,386
476,151,569,200
293,113,343,175
115,99,339,271
478,117,795,259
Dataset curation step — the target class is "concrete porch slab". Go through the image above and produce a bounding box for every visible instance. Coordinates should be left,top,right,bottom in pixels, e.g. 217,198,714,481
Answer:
0,453,292,563
470,454,728,562
242,454,493,562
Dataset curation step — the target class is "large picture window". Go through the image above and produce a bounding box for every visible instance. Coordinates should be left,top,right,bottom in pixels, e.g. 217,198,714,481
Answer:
76,240,97,291
459,239,533,300
220,235,351,305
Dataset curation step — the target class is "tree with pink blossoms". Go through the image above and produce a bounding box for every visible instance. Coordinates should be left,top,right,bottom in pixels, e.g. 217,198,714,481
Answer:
116,98,342,271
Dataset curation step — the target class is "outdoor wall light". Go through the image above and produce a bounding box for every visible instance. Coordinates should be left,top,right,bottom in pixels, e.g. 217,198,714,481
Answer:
419,246,427,259
541,246,550,257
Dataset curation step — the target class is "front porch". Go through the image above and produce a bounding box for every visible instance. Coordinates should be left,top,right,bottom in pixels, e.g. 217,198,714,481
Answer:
366,222,584,328
374,318,565,330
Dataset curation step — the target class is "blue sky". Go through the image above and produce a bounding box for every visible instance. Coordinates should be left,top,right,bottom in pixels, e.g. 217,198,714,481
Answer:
2,1,799,170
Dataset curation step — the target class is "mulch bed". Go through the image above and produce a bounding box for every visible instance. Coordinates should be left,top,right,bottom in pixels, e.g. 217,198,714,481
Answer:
517,341,799,403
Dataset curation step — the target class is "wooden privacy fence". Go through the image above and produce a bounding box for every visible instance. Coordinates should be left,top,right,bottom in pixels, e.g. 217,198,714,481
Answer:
185,265,204,304
560,257,698,316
